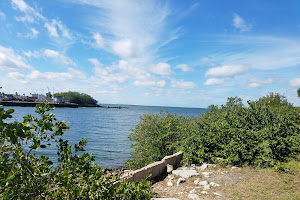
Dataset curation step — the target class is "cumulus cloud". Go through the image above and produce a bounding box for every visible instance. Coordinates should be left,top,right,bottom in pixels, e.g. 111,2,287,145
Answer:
112,39,137,58
248,78,273,88
0,46,33,71
43,49,76,66
134,80,166,87
290,78,300,87
89,58,128,84
175,64,192,72
25,28,39,38
11,0,45,23
232,13,252,32
45,19,72,39
171,79,196,89
7,68,86,83
204,78,224,86
205,65,248,78
23,50,40,58
151,62,172,76
93,33,104,48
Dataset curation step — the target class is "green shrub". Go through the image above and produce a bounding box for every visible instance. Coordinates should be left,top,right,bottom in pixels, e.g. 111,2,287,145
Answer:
126,95,300,169
0,101,152,199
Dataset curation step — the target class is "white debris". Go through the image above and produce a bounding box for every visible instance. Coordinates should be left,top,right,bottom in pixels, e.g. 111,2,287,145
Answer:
203,184,211,190
177,178,186,185
189,189,196,193
167,164,174,173
214,192,222,196
188,193,201,200
210,182,220,187
201,191,208,194
198,181,209,186
172,169,200,178
167,181,173,187
202,172,211,178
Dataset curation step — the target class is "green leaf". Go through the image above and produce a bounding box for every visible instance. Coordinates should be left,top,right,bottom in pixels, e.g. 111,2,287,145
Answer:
6,109,15,114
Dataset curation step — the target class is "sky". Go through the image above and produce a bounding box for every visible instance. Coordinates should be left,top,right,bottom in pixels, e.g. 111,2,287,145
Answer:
0,0,300,108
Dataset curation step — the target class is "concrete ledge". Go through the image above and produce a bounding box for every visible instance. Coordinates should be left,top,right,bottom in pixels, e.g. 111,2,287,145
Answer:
116,151,183,183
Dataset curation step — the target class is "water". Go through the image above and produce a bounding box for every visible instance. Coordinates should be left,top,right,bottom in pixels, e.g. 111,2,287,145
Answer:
4,105,206,168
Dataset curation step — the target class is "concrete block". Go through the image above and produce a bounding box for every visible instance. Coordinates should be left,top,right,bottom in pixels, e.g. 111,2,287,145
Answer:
132,168,149,182
175,151,183,164
162,154,177,166
146,161,166,179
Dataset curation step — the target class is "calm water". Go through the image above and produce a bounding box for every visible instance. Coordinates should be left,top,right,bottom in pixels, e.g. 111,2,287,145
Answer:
5,105,206,168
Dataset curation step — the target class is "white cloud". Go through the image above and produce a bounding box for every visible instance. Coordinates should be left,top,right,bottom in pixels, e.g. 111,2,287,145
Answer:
200,57,215,67
112,39,136,58
89,58,128,85
171,79,196,89
205,65,247,77
204,78,224,86
93,33,104,48
290,78,300,87
134,80,166,87
23,50,40,58
175,64,192,72
0,46,33,71
248,78,273,88
45,19,72,39
25,28,39,38
11,0,45,23
151,62,172,76
43,49,76,66
0,11,6,20
232,13,252,32
7,68,86,83
70,0,179,66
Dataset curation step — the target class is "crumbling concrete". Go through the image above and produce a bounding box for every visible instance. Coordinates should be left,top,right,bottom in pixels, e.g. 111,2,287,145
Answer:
114,151,183,185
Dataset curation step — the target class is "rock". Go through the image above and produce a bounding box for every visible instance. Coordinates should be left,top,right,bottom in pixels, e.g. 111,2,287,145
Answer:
167,164,174,173
151,198,180,200
203,184,211,190
210,182,220,187
214,192,222,196
202,172,211,178
177,178,186,185
190,188,196,193
201,191,208,194
167,181,173,186
198,181,209,186
188,193,201,200
194,178,200,185
231,166,239,169
198,163,208,170
172,169,200,178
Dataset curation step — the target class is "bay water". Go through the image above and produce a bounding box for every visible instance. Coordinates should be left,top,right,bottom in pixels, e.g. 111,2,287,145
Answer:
6,105,206,168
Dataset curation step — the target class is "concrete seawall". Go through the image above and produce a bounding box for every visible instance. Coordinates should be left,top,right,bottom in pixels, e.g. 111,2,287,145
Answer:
114,151,183,184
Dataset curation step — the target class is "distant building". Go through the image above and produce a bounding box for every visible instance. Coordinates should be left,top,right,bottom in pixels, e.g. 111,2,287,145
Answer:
30,93,46,102
54,96,64,104
0,93,2,101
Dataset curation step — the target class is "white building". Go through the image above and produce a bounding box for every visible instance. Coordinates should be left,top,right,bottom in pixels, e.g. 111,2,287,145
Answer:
30,93,46,102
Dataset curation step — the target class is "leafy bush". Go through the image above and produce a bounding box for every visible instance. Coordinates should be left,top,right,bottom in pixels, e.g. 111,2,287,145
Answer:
126,95,300,169
0,101,152,199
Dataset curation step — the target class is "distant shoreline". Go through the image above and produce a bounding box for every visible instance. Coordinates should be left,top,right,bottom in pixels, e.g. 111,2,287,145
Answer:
0,101,126,109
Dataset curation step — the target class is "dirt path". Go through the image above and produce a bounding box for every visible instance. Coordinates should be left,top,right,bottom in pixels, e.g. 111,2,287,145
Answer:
152,164,300,200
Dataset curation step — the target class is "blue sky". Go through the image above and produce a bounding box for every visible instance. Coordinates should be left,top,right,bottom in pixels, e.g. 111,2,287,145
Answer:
0,0,300,107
